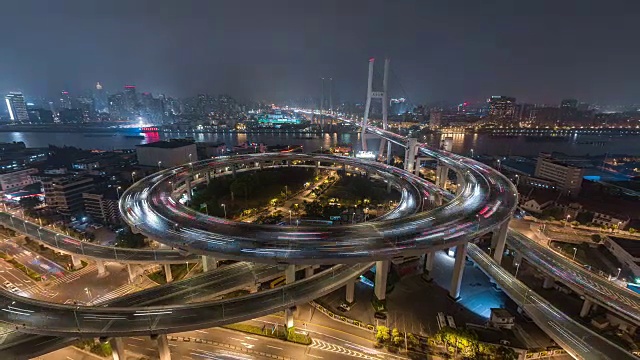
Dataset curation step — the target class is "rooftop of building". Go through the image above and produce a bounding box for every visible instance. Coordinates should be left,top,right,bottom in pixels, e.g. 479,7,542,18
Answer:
609,236,640,258
521,188,562,205
136,139,195,149
490,308,514,319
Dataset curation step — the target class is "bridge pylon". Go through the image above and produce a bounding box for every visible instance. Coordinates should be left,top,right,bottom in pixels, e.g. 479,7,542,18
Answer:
361,58,390,160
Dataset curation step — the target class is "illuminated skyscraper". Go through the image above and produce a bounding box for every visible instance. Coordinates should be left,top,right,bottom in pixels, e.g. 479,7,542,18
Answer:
488,96,516,121
93,82,109,114
123,85,139,118
60,91,72,109
5,92,29,123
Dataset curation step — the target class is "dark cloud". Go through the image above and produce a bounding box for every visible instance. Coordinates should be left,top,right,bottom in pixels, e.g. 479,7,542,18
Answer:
0,0,639,105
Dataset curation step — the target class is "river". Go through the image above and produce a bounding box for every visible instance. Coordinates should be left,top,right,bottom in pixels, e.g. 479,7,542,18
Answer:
1,130,639,157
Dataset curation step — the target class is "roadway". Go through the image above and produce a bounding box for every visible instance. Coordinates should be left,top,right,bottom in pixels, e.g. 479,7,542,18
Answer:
467,242,634,359
0,212,200,263
120,152,518,264
0,262,372,337
508,222,640,325
0,119,633,359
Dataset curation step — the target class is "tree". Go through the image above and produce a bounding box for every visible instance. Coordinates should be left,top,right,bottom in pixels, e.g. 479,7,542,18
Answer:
495,346,517,360
629,228,636,234
115,230,147,248
376,326,390,343
406,333,419,349
391,328,403,347
19,196,42,211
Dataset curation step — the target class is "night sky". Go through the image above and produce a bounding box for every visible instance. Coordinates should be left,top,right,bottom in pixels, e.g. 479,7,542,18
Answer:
1,0,639,105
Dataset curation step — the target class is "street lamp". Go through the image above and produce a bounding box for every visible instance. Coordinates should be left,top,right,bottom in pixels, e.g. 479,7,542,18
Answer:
514,262,521,278
158,161,162,170
572,247,577,261
189,153,193,163
289,210,292,225
221,204,226,219
284,185,288,199
131,172,136,183
564,215,571,227
352,212,356,224
116,186,122,199
470,149,474,158
616,267,622,279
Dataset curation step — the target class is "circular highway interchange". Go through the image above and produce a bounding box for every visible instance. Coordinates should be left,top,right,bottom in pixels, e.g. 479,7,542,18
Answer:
0,146,518,337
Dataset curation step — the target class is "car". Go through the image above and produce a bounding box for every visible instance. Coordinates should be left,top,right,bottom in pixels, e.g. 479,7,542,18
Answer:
374,311,387,320
337,302,351,312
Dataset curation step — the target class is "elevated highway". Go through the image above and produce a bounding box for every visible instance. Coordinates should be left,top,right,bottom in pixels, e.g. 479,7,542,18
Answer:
0,120,635,359
0,212,200,263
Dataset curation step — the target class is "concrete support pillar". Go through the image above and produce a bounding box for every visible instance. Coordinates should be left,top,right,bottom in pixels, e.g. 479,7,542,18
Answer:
154,334,171,360
345,279,355,304
436,164,448,189
285,264,296,329
580,298,593,318
71,255,82,270
423,251,435,280
492,222,509,265
305,267,314,278
449,243,468,301
285,265,296,284
404,138,418,173
126,264,135,283
202,256,217,272
259,162,264,170
206,171,211,184
374,260,390,302
386,182,392,194
163,264,173,283
414,158,421,176
185,177,192,201
342,163,346,173
232,164,237,178
109,337,126,360
386,141,392,165
285,307,294,329
542,276,555,289
96,260,106,276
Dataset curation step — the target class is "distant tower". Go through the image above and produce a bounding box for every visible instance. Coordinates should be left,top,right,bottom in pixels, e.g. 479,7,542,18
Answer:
329,77,333,115
320,78,325,127
361,58,390,158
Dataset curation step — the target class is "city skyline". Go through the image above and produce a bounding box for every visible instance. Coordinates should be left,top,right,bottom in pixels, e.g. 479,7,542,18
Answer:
1,0,640,105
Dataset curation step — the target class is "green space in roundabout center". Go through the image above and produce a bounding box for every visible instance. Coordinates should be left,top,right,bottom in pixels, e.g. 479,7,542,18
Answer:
188,166,400,225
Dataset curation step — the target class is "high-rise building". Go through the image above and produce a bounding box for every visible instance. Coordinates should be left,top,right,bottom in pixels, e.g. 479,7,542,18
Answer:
5,92,29,123
42,176,95,217
82,191,119,224
429,109,442,129
560,99,578,124
93,82,109,114
60,91,72,109
108,93,126,120
560,99,578,109
534,153,584,195
123,85,139,118
488,96,516,121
